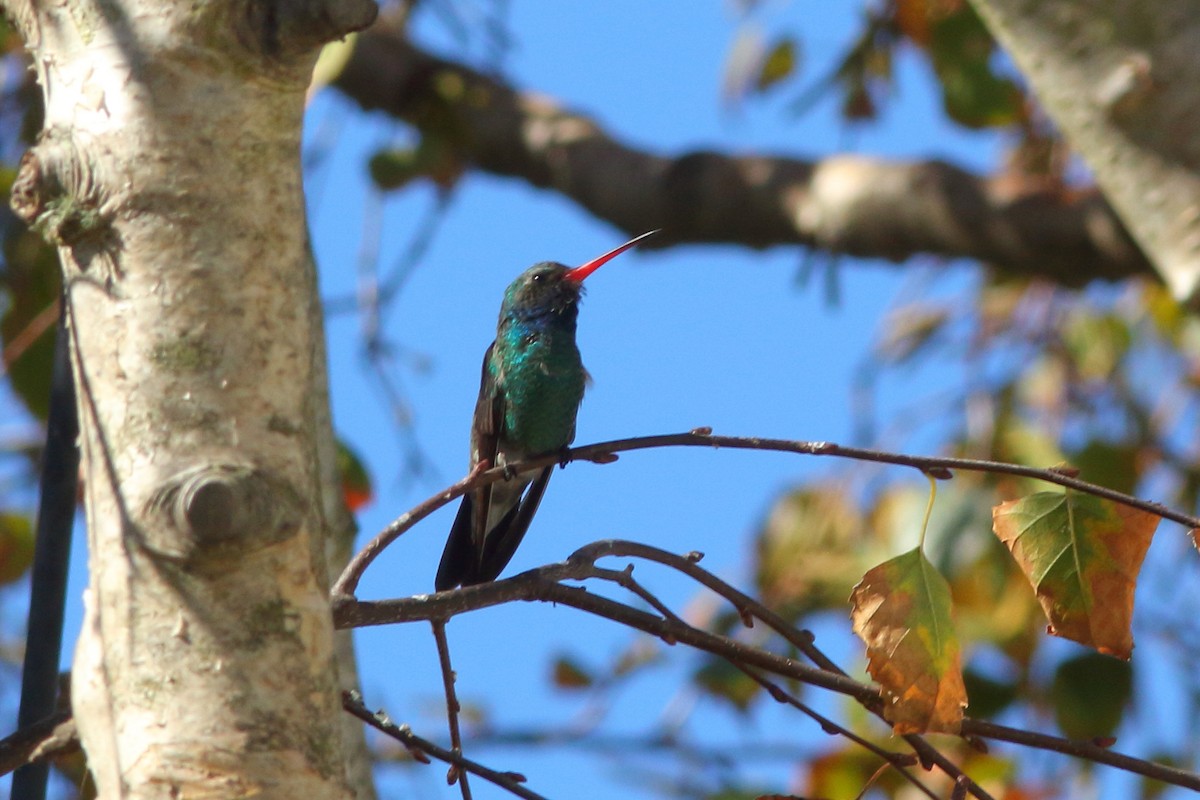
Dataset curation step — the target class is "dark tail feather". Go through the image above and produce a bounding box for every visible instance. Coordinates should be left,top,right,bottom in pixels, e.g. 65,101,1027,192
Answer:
436,495,480,591
476,466,553,584
434,466,555,590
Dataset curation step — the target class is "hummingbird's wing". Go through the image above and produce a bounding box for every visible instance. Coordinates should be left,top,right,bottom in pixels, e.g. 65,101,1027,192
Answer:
469,341,503,553
435,343,504,591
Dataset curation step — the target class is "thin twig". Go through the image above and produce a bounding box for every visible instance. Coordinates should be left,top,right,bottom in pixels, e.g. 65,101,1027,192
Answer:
432,620,472,799
733,664,936,799
342,691,546,800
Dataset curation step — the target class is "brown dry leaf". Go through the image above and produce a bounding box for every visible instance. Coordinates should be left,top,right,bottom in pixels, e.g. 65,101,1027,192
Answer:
850,547,967,734
992,492,1158,659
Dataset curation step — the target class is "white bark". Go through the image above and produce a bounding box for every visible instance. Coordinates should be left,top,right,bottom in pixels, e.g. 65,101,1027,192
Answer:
969,0,1200,302
5,0,376,797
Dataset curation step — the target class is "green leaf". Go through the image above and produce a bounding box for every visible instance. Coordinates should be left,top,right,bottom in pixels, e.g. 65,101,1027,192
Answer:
694,656,760,712
0,512,34,585
368,149,423,191
928,5,1024,128
962,667,1018,719
850,547,967,733
992,492,1158,658
1070,440,1141,496
756,38,799,92
0,170,62,421
1052,652,1132,740
550,655,594,690
755,485,873,618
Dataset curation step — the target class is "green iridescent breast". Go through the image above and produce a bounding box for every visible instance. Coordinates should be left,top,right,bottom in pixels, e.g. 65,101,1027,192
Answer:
494,326,585,455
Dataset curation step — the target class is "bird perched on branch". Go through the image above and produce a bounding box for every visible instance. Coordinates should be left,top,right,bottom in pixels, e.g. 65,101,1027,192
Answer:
435,230,658,590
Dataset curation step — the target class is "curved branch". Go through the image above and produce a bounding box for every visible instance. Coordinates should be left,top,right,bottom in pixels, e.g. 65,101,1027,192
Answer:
333,20,1151,286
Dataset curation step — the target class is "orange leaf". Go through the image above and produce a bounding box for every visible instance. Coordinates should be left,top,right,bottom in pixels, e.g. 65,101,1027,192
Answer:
992,492,1158,659
850,548,967,734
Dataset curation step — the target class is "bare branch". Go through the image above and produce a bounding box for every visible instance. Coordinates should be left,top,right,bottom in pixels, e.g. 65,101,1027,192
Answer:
342,691,545,800
0,711,77,777
730,664,937,800
333,20,1151,286
960,718,1200,792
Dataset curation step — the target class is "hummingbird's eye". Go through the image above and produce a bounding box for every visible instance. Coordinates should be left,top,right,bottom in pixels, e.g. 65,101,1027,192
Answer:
531,273,544,283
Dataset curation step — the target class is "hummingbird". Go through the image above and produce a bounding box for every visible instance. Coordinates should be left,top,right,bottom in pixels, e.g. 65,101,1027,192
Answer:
435,230,658,590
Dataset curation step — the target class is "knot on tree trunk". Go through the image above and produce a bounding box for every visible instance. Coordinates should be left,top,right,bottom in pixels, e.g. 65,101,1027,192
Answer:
145,463,304,564
10,130,120,278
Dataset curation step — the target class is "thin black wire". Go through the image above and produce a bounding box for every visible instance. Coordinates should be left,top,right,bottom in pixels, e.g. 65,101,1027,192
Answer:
13,301,79,800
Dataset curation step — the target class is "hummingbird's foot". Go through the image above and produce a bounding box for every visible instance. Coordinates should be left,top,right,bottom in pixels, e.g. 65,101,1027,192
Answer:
502,463,519,480
557,446,573,469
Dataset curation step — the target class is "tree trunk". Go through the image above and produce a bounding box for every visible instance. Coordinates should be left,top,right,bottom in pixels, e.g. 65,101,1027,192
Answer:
5,0,376,797
969,0,1200,303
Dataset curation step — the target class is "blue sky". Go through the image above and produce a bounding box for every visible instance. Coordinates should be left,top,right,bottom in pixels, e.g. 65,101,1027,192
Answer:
22,3,1179,799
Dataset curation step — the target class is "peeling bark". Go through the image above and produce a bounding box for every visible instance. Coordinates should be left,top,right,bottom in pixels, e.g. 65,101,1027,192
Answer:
4,0,376,797
333,21,1151,287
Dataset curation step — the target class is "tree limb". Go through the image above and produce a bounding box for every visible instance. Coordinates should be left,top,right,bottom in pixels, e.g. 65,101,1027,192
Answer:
332,19,1152,286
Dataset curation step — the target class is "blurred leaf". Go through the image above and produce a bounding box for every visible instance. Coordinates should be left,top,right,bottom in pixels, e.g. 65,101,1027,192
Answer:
1014,354,1068,412
1,166,61,421
722,25,766,106
550,655,594,690
1062,312,1131,381
368,148,423,191
368,136,464,191
0,512,34,584
850,548,967,734
1069,440,1141,496
756,38,799,92
755,485,874,617
992,492,1158,658
336,439,373,512
995,416,1067,495
1052,652,1131,740
927,5,1024,128
694,656,760,712
892,0,934,47
962,666,1018,719
949,549,1042,666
